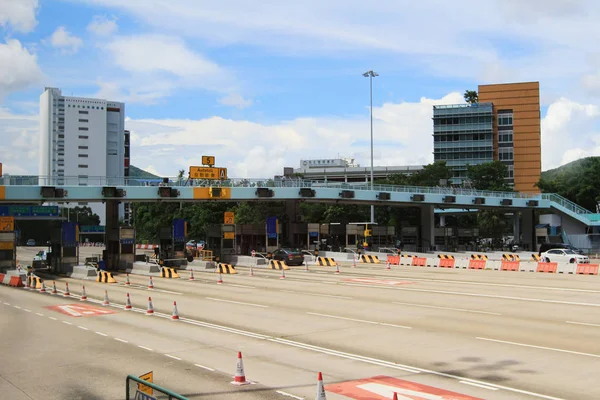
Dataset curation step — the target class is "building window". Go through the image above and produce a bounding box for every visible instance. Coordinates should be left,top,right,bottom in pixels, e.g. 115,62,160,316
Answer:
79,110,88,114
78,154,88,158
499,148,514,161
78,164,88,168
79,127,88,131
507,165,514,178
58,134,64,139
78,146,88,150
498,112,513,126
499,131,514,143
79,119,88,122
108,150,118,156
78,135,89,139
78,175,88,178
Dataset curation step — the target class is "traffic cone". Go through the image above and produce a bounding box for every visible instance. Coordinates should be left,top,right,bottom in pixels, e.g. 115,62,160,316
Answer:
171,301,179,320
102,290,110,306
148,276,154,289
81,286,87,301
64,282,71,296
316,372,327,399
125,274,130,285
386,261,391,270
217,272,223,284
125,293,132,310
24,276,30,289
280,269,286,279
335,264,340,274
147,297,154,315
249,266,254,277
231,352,251,385
189,269,195,281
393,392,398,400
352,255,356,267
39,280,47,293
305,261,309,272
51,281,57,294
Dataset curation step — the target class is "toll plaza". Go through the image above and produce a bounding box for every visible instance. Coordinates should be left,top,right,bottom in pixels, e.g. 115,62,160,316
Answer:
0,216,16,270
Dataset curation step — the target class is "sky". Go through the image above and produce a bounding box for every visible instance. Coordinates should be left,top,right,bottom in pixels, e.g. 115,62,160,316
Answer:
2,0,600,178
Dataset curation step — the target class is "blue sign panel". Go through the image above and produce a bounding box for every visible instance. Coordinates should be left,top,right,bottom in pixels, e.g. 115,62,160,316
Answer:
266,216,278,239
80,225,105,233
309,231,319,237
173,219,186,242
120,238,135,245
62,222,78,247
0,205,59,217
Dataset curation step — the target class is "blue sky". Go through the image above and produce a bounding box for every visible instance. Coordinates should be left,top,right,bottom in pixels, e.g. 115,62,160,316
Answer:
1,0,600,177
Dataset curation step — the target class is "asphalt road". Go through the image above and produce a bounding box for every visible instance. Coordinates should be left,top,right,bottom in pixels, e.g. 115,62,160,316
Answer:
3,250,600,399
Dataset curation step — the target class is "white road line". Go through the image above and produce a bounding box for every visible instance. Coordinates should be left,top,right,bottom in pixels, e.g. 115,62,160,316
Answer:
205,297,269,308
114,338,128,343
3,302,10,305
566,321,600,328
36,313,44,317
306,312,411,329
280,290,352,300
194,364,215,371
459,381,499,391
227,284,256,289
393,301,502,316
23,309,31,312
62,321,72,325
165,354,182,361
276,390,304,399
343,283,600,308
95,331,108,337
49,317,57,321
138,345,153,351
78,326,88,331
476,337,600,359
13,305,21,309
151,288,182,295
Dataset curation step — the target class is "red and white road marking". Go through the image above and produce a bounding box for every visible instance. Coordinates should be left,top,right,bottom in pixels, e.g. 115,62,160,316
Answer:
46,304,117,317
344,278,415,286
325,375,483,400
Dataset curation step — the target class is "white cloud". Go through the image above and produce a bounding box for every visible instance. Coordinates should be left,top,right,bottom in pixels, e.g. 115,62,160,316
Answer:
87,15,118,36
0,0,39,33
0,107,39,175
0,39,43,98
49,26,83,54
93,79,169,105
219,93,253,109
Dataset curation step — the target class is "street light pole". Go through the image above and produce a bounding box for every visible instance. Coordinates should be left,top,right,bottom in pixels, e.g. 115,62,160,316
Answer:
363,70,379,224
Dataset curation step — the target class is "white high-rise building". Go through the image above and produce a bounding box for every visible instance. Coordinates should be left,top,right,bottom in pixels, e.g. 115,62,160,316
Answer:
39,87,126,223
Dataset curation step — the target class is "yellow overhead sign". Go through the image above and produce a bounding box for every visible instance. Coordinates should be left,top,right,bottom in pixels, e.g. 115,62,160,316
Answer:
137,371,153,396
224,212,235,225
202,156,215,166
223,232,235,240
193,187,231,199
189,166,227,180
0,216,14,232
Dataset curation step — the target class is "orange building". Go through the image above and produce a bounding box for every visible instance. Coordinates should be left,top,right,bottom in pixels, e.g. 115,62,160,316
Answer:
478,82,541,193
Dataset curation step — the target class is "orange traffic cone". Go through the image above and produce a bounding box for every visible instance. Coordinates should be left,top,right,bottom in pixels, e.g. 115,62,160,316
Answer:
249,266,254,277
189,269,195,281
64,282,71,297
147,297,154,315
217,272,223,284
148,276,154,289
171,301,179,320
231,352,251,385
280,269,286,279
393,392,398,400
335,264,340,274
51,281,57,294
386,261,391,270
352,255,357,267
125,274,130,285
316,372,327,399
39,280,47,293
125,293,132,310
102,290,110,306
305,261,309,272
81,286,87,301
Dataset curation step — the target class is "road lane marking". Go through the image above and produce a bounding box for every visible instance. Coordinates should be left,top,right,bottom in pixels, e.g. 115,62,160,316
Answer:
3,302,10,305
280,290,352,299
150,288,182,295
393,301,502,316
194,364,215,371
114,338,128,343
566,321,600,328
78,326,88,331
460,381,498,391
276,390,304,399
95,331,108,337
227,284,256,289
307,312,411,329
13,305,21,309
49,317,57,320
205,297,269,308
476,337,600,359
343,283,600,307
36,313,44,317
23,309,31,312
165,354,182,360
62,321,72,325
138,345,153,351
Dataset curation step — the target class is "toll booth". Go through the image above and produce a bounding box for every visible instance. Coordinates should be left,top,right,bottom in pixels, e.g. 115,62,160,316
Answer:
49,222,79,274
205,224,236,261
118,227,135,270
156,219,188,267
0,216,16,270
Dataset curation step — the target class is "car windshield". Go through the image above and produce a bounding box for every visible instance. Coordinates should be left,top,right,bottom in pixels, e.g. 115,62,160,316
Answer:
563,249,577,254
282,248,301,254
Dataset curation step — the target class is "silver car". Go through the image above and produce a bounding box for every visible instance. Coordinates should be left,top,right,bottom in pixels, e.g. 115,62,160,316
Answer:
541,249,590,264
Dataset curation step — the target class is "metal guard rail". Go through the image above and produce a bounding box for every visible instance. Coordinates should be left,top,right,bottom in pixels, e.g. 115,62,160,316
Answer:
125,374,188,400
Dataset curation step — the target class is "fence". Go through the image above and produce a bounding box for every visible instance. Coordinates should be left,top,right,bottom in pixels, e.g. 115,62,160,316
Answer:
126,374,188,400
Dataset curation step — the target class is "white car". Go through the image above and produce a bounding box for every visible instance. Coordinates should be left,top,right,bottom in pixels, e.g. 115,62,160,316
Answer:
541,249,590,264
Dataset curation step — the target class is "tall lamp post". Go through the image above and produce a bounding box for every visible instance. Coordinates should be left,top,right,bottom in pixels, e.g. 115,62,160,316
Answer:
363,70,379,224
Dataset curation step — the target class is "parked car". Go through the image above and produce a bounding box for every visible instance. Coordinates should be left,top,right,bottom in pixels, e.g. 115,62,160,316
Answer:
26,239,36,246
271,248,305,266
540,249,590,264
538,242,583,255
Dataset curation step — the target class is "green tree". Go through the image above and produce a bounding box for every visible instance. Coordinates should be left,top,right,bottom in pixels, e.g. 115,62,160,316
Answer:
66,206,101,225
464,90,478,105
466,161,511,191
410,161,452,187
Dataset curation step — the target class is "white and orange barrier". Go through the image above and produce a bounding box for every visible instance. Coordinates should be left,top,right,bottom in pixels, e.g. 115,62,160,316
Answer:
136,244,159,250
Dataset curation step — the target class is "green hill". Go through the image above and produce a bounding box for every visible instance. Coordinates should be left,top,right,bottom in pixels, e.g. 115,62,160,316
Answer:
129,165,160,179
540,157,595,181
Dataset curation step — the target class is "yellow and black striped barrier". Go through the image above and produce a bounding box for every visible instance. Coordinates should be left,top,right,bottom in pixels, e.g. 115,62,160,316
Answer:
316,257,337,266
160,267,180,279
531,253,541,261
29,276,43,289
437,254,455,259
360,255,380,263
471,254,488,260
97,270,117,283
269,260,289,270
216,264,237,274
502,254,520,261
